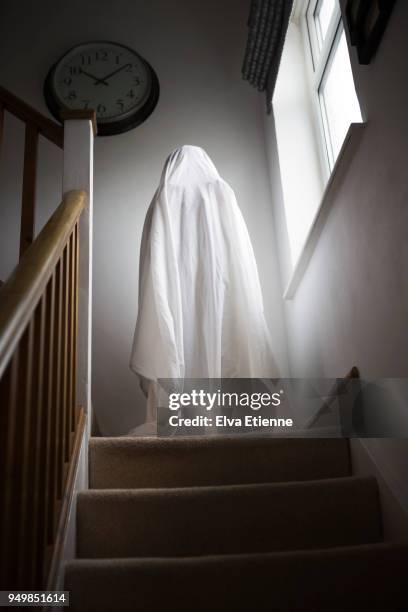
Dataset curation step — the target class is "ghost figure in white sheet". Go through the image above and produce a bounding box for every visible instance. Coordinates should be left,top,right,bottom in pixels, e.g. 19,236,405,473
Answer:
130,145,279,428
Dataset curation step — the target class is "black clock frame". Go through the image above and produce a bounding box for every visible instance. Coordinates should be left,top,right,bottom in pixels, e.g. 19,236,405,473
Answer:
44,41,160,136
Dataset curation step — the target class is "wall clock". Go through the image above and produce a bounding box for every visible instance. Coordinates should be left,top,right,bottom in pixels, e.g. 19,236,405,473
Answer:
44,41,159,136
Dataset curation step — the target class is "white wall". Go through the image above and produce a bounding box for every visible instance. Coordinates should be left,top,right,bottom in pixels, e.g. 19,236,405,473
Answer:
0,0,289,434
264,1,408,519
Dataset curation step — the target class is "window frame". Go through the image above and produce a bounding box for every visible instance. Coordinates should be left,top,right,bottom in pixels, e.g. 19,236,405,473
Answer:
302,0,361,177
314,0,336,49
317,21,347,168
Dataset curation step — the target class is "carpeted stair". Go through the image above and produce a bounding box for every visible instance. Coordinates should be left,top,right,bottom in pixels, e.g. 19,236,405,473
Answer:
88,436,351,488
65,437,408,611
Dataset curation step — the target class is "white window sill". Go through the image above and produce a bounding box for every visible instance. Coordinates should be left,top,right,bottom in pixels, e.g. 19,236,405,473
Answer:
283,122,366,300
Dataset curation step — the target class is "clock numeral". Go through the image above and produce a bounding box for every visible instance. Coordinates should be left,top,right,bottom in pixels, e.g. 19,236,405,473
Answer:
82,99,91,109
115,54,123,64
116,99,125,111
126,89,135,98
81,54,93,66
133,76,141,85
96,51,108,61
67,90,77,100
125,64,133,72
97,103,106,114
69,66,81,76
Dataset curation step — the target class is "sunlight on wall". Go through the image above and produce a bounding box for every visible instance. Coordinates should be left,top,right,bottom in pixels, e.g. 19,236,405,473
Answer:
273,22,324,266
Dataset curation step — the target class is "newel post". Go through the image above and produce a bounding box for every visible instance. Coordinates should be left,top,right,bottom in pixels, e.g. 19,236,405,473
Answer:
61,110,96,436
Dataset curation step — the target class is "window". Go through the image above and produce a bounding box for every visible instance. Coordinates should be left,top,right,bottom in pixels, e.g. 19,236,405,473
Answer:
305,0,362,172
314,0,336,48
271,0,365,289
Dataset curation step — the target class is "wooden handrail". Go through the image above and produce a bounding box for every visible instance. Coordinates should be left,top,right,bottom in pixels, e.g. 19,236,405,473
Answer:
0,190,87,380
0,85,63,148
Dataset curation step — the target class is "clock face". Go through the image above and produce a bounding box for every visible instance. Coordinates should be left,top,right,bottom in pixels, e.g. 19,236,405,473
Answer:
45,41,159,135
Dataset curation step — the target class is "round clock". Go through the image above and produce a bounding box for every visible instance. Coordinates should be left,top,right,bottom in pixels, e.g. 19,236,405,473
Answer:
44,41,160,136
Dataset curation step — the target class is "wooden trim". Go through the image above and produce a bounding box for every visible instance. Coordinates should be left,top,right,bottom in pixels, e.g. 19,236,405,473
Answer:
349,366,359,379
45,407,86,591
306,366,360,429
60,109,97,137
0,190,87,380
0,86,63,149
20,123,39,257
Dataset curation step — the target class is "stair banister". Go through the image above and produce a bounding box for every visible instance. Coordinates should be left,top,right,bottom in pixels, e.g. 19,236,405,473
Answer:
0,190,87,590
0,92,96,591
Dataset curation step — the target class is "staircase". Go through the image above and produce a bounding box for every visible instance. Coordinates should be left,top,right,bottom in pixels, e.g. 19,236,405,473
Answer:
1,85,407,608
65,437,408,611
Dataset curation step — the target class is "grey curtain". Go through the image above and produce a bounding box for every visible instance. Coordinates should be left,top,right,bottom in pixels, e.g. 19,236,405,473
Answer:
242,0,294,113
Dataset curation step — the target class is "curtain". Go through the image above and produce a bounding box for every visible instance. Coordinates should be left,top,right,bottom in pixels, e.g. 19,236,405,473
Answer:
242,0,294,113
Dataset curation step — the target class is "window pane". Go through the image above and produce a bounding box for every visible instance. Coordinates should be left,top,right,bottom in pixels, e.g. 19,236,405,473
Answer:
315,0,336,47
320,29,362,166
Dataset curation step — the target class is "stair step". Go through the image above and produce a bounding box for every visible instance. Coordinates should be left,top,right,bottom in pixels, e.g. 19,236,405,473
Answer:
77,476,381,559
89,437,351,488
65,543,408,611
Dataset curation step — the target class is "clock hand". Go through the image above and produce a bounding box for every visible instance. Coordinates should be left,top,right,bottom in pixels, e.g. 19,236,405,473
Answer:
95,63,131,85
80,68,108,86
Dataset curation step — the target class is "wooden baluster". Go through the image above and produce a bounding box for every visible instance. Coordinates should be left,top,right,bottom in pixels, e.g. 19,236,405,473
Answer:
0,351,20,589
0,365,9,586
20,123,39,257
41,274,55,573
0,357,15,589
72,223,79,432
66,234,74,457
17,320,35,587
29,295,47,587
46,270,59,545
0,330,30,588
62,244,69,468
68,230,75,448
21,302,43,588
51,258,63,527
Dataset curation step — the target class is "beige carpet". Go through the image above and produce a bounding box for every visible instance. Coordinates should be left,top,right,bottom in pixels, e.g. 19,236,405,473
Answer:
89,436,351,488
65,437,408,611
